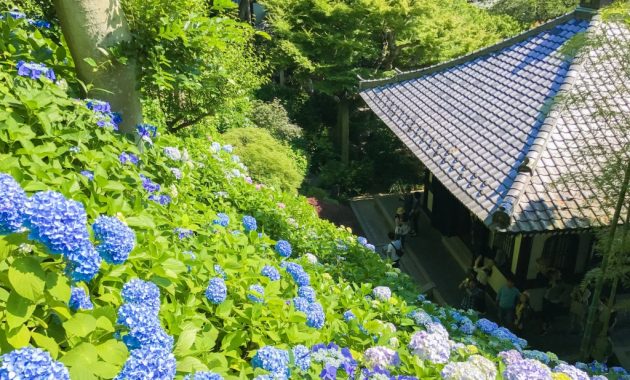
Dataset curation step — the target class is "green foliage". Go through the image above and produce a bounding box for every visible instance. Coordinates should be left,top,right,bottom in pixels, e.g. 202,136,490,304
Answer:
222,127,307,193
121,0,268,133
490,0,579,25
250,99,302,143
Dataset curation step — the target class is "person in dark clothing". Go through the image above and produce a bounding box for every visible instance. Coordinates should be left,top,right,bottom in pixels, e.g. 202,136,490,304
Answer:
409,192,422,236
403,187,414,218
461,279,485,313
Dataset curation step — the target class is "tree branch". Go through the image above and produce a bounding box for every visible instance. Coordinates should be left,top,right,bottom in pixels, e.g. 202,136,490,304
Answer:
167,112,215,133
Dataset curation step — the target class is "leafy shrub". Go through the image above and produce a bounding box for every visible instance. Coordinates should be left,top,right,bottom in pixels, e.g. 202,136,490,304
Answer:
222,127,306,193
250,99,302,143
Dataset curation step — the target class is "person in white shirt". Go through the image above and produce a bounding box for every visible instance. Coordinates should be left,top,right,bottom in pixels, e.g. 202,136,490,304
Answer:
385,231,402,268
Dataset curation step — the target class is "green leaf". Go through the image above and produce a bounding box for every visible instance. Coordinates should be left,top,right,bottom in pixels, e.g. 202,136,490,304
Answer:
63,313,97,338
174,327,198,356
91,361,120,379
177,356,209,372
8,257,46,301
6,292,36,329
31,332,59,359
46,271,71,302
6,325,31,348
83,57,98,67
95,316,115,332
61,343,98,373
96,340,128,365
215,299,233,318
126,214,156,229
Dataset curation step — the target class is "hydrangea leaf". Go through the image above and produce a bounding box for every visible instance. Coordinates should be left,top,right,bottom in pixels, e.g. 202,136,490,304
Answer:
8,257,46,301
90,361,119,379
31,332,60,359
45,271,71,302
63,313,97,338
174,327,199,356
176,356,209,372
6,292,36,329
96,339,128,365
6,324,31,348
215,298,233,318
125,214,156,229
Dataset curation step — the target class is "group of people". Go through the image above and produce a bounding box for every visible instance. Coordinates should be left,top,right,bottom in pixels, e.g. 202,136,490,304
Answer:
383,189,422,268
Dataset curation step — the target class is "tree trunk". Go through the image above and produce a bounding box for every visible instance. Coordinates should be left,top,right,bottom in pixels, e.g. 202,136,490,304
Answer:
54,0,143,133
337,99,350,165
238,0,253,24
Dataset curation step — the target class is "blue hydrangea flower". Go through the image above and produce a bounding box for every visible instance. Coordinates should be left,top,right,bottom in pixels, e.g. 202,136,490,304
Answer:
523,350,550,364
65,243,102,282
298,286,316,302
140,174,160,193
261,265,280,281
476,318,498,334
553,363,589,380
205,278,227,304
306,302,325,329
292,345,311,372
174,227,193,240
23,191,90,256
8,10,26,19
123,323,174,351
343,310,356,322
372,286,391,301
184,372,224,380
281,262,310,286
248,284,264,303
149,194,171,205
163,147,182,161
458,317,475,335
275,240,292,257
16,61,56,81
119,152,139,165
121,279,161,312
293,297,310,313
213,213,229,227
242,215,257,232
0,173,27,235
115,346,176,380
28,19,51,28
210,142,221,152
357,236,368,245
85,99,111,113
92,215,135,264
222,145,234,153
80,170,94,181
408,323,451,364
136,124,158,144
251,346,290,376
365,243,376,251
69,286,94,311
0,347,69,379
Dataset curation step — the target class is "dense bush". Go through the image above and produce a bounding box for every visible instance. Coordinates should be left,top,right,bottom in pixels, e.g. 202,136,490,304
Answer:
490,0,579,25
0,8,628,380
222,127,307,193
250,99,302,144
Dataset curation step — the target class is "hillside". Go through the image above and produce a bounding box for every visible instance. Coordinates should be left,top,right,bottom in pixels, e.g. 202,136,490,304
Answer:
0,9,627,380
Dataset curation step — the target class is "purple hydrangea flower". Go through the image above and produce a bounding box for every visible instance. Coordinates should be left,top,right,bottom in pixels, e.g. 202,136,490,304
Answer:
170,168,182,180
163,147,181,161
174,227,193,240
553,363,589,380
372,286,391,301
408,323,451,364
498,350,523,366
205,277,227,304
503,359,552,380
69,286,94,311
149,194,171,206
0,173,27,235
16,61,56,81
0,347,69,379
363,346,400,368
92,215,135,264
140,174,160,193
136,124,158,144
261,265,280,281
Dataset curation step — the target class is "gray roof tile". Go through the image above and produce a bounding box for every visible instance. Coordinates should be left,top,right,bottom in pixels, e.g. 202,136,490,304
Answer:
361,12,630,233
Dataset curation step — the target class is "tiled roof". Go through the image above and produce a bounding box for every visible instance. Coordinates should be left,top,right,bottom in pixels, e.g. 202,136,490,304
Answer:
360,11,630,233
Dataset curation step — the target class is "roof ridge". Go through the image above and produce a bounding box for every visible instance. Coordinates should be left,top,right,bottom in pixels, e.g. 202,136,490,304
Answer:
489,16,600,230
359,11,587,90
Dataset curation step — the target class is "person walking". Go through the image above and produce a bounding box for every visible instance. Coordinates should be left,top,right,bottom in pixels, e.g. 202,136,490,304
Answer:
395,214,410,248
461,279,485,314
384,231,402,268
496,277,520,329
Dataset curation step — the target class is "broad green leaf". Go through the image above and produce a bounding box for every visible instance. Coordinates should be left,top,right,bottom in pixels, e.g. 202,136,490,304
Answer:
8,257,46,301
177,356,209,372
215,299,233,318
91,361,120,379
125,214,155,229
6,292,36,329
6,325,31,348
61,342,98,367
45,271,71,302
63,313,97,338
174,327,198,355
96,340,128,365
31,332,59,359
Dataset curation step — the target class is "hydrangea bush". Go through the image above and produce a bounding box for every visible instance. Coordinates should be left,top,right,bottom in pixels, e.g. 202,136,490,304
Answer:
0,10,626,380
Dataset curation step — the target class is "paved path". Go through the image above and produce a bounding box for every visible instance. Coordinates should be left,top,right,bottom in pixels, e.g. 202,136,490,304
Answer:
351,193,466,306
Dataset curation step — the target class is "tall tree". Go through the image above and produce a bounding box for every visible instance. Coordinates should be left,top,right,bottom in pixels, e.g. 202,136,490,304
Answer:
54,0,143,132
